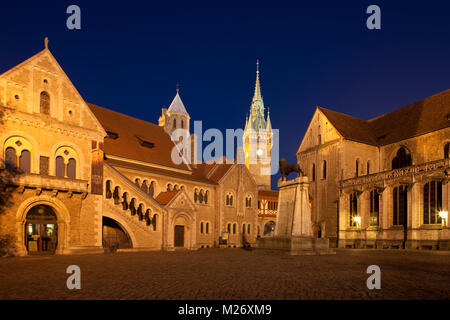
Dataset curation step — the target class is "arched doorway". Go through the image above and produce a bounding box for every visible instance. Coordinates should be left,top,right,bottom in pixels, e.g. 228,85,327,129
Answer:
102,217,132,249
172,214,193,249
264,221,275,237
25,205,58,254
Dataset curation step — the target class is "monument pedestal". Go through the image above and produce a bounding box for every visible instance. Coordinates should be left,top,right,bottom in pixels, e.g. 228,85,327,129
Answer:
257,176,334,255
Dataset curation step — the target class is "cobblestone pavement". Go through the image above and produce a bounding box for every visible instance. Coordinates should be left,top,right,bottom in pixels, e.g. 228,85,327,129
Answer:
0,248,449,300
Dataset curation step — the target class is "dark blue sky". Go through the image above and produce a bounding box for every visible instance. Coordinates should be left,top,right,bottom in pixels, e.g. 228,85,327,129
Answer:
2,0,450,189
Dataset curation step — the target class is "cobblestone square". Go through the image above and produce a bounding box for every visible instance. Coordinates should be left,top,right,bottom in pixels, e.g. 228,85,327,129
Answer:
0,249,449,300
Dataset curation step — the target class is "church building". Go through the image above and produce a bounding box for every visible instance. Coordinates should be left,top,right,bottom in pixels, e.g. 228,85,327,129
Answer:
297,90,450,249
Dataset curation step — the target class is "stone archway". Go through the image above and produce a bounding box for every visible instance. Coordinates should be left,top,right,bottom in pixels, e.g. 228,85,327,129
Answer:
171,212,195,250
102,216,132,249
264,221,276,237
16,196,71,255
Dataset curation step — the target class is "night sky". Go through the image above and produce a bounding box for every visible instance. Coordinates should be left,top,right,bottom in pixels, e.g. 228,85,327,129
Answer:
2,0,450,189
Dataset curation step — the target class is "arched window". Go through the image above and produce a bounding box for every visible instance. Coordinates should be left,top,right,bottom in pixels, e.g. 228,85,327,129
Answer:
233,223,236,234
194,189,198,203
122,192,129,210
423,181,442,224
206,222,209,234
392,147,412,170
5,147,17,170
369,190,379,226
135,178,141,187
242,224,246,234
393,185,407,226
129,198,136,216
227,223,231,233
113,186,120,204
152,214,158,231
173,118,177,129
181,120,184,129
40,91,50,114
312,163,316,181
105,180,112,199
367,161,371,175
19,150,31,173
247,224,251,234
55,156,65,177
200,222,204,234
204,190,209,204
444,143,450,159
167,184,172,191
149,181,155,198
199,190,204,203
355,159,359,177
145,209,152,226
322,160,327,179
349,192,358,226
67,158,76,179
141,180,148,193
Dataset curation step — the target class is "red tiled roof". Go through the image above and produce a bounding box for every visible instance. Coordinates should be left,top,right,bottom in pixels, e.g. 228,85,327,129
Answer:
155,190,180,205
319,89,450,146
88,103,190,171
207,163,234,183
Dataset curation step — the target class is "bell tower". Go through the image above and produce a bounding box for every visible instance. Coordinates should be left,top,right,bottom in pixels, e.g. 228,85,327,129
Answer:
243,60,273,190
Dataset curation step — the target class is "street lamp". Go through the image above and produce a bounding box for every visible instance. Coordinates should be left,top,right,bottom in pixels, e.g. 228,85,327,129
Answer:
353,216,361,227
439,211,448,227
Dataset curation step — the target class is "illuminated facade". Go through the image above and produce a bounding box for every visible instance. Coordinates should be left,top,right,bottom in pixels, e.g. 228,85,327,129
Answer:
0,43,276,255
297,91,450,249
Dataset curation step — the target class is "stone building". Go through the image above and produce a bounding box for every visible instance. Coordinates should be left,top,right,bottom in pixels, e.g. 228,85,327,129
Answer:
0,43,274,255
297,90,450,249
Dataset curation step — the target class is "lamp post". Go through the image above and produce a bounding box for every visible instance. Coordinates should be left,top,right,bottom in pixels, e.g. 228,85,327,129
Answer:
439,211,448,227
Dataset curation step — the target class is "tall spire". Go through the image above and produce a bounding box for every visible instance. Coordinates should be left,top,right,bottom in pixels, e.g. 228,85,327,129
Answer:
253,59,263,104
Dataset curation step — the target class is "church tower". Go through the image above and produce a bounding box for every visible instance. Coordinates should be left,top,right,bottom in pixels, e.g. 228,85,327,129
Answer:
243,60,273,190
158,89,191,136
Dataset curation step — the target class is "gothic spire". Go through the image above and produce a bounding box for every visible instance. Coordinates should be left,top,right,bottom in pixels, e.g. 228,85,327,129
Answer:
252,59,263,105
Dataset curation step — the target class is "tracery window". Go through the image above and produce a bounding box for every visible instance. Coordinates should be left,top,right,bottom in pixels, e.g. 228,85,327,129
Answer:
393,185,408,226
423,181,442,225
349,192,358,227
369,190,379,226
392,147,412,169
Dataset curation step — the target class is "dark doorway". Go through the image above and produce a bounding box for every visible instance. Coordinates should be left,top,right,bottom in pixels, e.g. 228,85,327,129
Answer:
102,217,132,249
174,225,185,247
25,205,58,255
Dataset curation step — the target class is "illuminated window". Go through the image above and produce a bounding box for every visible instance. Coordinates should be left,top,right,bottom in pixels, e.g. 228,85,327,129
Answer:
349,192,358,227
423,181,442,225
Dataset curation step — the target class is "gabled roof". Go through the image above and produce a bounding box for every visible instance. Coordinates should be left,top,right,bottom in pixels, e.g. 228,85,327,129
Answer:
167,92,189,115
318,107,379,146
318,89,450,147
88,103,190,171
368,89,450,145
155,190,180,205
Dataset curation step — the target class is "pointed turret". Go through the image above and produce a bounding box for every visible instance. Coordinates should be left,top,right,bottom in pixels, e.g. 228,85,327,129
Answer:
266,109,272,131
159,89,191,135
167,91,189,115
252,59,264,106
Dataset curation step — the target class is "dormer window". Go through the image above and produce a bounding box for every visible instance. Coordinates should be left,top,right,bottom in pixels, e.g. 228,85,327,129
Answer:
106,131,119,140
136,136,154,149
